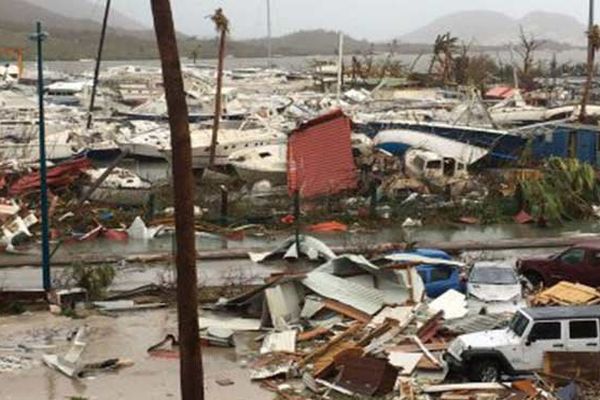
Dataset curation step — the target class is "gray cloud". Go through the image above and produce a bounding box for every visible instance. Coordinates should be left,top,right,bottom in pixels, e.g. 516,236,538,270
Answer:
112,0,588,40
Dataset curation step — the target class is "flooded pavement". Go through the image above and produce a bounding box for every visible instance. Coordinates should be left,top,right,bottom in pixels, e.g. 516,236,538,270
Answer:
0,309,271,400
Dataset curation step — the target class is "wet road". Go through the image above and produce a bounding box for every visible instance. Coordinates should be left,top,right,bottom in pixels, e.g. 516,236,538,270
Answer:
1,221,598,290
0,219,600,290
0,309,272,400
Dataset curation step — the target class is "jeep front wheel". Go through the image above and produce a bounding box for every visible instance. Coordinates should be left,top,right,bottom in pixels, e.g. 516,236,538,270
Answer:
469,359,500,382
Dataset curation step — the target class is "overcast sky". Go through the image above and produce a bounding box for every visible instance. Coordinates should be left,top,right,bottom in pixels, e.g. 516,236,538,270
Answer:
108,0,589,40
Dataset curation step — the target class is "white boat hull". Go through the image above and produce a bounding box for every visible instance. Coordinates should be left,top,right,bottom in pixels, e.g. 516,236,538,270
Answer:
233,165,286,185
82,185,151,206
0,142,77,161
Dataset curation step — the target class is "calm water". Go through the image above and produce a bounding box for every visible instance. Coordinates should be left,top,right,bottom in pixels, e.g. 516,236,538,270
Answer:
27,48,589,77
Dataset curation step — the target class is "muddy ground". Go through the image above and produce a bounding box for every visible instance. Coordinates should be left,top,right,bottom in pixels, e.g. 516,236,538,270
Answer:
0,308,272,400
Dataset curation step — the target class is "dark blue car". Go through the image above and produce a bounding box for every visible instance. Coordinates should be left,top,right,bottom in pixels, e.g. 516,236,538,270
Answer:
398,248,466,298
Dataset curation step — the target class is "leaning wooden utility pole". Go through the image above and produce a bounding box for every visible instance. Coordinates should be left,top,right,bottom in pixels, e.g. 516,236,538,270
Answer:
580,0,595,122
150,1,204,399
208,8,229,168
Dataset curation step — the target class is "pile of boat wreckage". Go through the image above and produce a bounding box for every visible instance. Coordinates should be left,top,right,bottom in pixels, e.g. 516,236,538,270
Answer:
2,61,600,205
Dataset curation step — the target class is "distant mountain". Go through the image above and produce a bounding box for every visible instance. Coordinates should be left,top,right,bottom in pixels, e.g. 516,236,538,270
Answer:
242,30,373,56
0,1,158,60
23,0,148,32
519,11,586,46
400,10,587,46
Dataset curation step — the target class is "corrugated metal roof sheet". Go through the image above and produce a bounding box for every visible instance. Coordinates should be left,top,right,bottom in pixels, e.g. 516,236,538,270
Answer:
443,313,512,334
288,109,357,198
249,235,336,263
301,271,384,315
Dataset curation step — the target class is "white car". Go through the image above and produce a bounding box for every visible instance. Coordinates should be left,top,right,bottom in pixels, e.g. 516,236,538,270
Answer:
445,306,600,381
466,262,527,315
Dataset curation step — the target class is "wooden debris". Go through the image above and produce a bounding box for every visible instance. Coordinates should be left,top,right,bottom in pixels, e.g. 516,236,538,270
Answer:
543,351,600,382
533,281,600,306
297,327,329,342
321,298,371,323
298,323,363,368
312,341,361,378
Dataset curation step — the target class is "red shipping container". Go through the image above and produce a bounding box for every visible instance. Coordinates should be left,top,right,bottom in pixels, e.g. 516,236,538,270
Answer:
287,109,357,198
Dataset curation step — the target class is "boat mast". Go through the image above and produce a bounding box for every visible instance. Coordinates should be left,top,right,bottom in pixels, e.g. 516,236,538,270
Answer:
266,0,272,68
87,0,111,129
336,31,344,104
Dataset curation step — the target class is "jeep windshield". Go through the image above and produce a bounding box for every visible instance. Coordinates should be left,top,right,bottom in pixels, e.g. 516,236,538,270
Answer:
508,311,529,336
470,266,518,285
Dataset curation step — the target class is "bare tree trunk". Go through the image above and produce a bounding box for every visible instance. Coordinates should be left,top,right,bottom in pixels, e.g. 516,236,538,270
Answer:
209,26,227,168
580,0,595,122
150,1,204,399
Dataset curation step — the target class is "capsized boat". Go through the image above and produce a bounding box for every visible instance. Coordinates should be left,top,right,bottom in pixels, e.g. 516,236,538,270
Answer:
82,167,152,206
0,130,80,162
488,91,547,126
228,143,287,185
373,129,489,165
161,127,287,169
404,148,469,188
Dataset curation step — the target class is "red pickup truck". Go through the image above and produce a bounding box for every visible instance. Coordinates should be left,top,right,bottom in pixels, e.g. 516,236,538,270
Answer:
517,243,600,287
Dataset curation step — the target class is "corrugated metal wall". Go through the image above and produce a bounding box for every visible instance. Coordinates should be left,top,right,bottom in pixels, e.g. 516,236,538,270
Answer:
531,125,599,166
288,109,357,198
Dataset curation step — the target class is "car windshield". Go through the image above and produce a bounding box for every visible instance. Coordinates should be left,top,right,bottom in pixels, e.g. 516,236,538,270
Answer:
470,266,518,284
508,311,529,336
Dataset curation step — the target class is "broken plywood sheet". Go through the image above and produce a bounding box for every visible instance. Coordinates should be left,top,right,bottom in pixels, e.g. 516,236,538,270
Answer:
301,271,384,315
534,281,600,306
387,351,422,375
428,289,468,320
265,282,302,331
260,330,297,354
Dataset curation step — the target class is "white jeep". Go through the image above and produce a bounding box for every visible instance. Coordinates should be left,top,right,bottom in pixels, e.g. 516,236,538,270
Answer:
444,306,600,381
